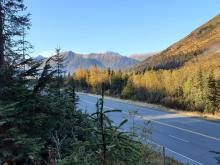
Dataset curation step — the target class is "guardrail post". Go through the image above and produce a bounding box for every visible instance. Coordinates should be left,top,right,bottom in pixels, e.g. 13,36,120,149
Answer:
163,146,165,165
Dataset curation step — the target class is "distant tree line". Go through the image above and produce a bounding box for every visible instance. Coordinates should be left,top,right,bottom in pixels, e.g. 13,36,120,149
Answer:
73,65,220,115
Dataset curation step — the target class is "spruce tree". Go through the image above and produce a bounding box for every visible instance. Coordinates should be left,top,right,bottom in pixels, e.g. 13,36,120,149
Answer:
0,59,54,163
216,79,220,111
0,0,31,69
207,71,218,114
50,47,65,98
88,83,141,165
0,0,31,100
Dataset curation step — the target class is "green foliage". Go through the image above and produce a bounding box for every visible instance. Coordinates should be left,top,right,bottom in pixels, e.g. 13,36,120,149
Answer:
205,71,220,114
82,85,141,165
109,71,126,95
121,80,134,99
0,0,31,69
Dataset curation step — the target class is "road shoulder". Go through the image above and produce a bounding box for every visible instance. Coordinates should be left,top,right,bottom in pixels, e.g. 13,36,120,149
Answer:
77,92,220,123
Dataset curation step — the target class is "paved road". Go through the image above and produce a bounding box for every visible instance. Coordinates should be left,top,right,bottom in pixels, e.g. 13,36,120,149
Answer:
77,93,220,165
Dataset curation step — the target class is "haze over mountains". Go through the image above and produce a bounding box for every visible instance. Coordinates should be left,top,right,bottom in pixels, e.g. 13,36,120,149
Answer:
133,14,220,72
129,52,159,61
36,51,139,73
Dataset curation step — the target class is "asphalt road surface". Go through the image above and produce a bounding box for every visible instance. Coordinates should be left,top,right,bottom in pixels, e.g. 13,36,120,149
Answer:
77,93,220,165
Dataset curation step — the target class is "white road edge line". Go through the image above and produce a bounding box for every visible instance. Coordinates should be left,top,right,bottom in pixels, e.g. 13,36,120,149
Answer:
166,148,204,165
80,99,204,165
169,134,189,143
147,140,204,165
81,99,220,142
148,118,220,142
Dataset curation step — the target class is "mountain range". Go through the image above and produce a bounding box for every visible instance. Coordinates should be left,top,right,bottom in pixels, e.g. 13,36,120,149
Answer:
35,14,220,74
36,51,138,73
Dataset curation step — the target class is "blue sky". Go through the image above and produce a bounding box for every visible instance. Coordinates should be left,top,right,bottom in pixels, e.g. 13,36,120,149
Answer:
25,0,220,57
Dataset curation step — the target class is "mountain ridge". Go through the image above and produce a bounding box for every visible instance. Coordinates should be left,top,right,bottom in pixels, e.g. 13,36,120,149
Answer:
133,14,220,72
39,50,138,73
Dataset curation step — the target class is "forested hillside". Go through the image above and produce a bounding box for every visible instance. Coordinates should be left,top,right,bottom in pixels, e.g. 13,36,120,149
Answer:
133,14,220,72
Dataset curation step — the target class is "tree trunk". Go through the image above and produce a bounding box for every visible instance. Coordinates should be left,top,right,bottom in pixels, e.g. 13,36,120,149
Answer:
0,2,5,69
